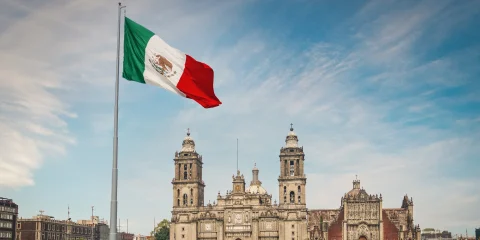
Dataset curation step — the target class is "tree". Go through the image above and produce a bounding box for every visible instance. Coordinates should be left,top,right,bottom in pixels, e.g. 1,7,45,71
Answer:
151,219,170,240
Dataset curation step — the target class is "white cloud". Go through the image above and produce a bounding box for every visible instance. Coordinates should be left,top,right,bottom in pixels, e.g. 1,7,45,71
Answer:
0,0,244,188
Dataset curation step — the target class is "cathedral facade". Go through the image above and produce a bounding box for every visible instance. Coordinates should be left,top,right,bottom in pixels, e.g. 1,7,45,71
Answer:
169,126,421,240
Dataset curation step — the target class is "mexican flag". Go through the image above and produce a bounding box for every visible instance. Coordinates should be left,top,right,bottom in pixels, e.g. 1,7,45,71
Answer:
122,17,222,108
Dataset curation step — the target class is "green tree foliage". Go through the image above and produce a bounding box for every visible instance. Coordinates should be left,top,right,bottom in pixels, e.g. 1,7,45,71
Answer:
151,219,170,240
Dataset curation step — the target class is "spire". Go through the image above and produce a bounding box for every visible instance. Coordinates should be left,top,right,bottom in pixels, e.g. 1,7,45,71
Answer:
285,123,299,148
181,128,195,152
251,163,261,185
247,162,266,194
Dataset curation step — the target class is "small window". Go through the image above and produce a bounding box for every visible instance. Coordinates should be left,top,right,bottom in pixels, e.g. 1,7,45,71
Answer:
290,149,294,152
182,234,185,238
184,164,187,170
182,227,185,231
184,153,188,156
190,163,192,169
292,231,295,235
292,224,294,228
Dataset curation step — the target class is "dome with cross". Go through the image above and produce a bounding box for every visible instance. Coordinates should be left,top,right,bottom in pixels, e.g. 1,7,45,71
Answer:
181,128,195,152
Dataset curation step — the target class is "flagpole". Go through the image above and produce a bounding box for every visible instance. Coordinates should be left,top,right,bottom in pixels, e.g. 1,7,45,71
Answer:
110,2,125,240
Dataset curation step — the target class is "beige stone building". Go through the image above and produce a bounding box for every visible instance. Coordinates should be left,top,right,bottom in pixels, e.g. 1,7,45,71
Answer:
307,180,421,240
170,126,308,240
169,126,421,240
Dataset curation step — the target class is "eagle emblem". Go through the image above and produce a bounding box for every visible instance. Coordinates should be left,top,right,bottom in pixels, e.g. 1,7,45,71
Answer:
149,54,177,78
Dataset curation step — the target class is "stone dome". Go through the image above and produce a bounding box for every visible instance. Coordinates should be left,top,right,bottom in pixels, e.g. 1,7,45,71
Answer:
246,185,267,194
285,124,299,148
181,129,195,152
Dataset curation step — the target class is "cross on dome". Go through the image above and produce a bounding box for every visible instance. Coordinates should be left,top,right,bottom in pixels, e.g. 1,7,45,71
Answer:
181,128,195,152
285,123,299,147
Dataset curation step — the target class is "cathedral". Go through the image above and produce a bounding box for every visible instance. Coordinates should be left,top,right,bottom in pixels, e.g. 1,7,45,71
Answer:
169,126,422,240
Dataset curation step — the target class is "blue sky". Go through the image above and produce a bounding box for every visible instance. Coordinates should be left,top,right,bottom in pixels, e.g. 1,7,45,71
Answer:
1,0,479,236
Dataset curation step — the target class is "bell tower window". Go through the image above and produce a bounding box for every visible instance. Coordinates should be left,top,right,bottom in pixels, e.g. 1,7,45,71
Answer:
183,164,188,180
290,191,295,203
289,161,295,176
183,193,188,206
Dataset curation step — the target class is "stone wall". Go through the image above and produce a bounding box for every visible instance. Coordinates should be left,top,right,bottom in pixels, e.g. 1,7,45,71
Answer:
382,211,399,240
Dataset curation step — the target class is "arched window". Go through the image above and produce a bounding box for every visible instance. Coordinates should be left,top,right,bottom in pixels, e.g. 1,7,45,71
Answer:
190,198,193,205
289,161,295,176
183,193,188,206
284,196,287,203
298,196,301,203
290,191,295,203
284,186,287,193
183,164,188,179
177,199,180,206
191,189,193,196
298,186,301,193
177,189,180,197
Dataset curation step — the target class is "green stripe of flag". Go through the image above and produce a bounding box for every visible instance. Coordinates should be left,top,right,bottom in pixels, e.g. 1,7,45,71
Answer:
122,17,155,83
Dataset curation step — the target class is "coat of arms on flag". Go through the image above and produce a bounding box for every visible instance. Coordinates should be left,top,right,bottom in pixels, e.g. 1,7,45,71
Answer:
149,54,177,78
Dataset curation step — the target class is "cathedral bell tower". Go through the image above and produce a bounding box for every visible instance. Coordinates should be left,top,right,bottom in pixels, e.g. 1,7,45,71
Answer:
278,124,306,206
172,129,205,208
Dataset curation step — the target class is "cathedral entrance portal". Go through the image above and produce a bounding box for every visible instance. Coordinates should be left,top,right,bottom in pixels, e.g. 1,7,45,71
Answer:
359,236,367,240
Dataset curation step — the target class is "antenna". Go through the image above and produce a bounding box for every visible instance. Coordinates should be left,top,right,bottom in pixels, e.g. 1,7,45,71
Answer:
236,138,239,171
127,219,129,233
91,206,94,240
67,205,70,220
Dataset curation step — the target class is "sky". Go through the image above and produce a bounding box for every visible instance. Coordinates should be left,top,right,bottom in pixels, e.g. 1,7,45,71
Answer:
1,0,479,236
